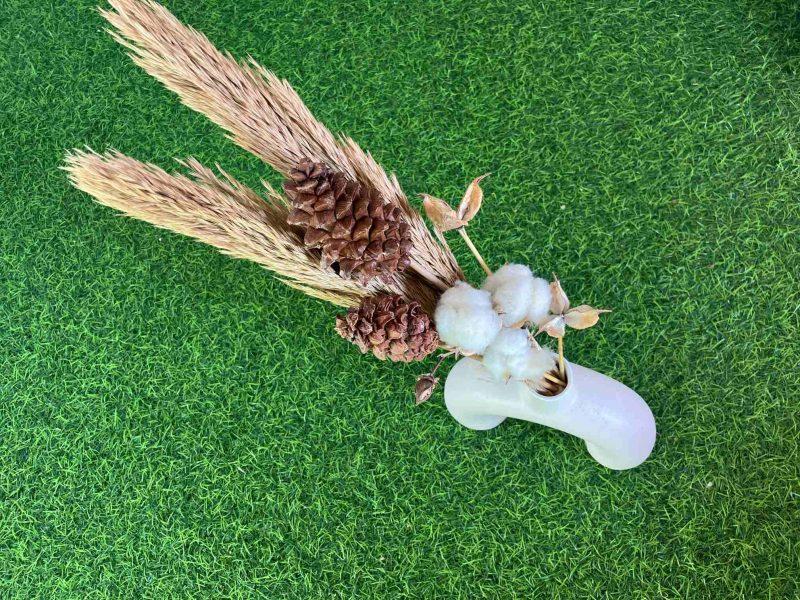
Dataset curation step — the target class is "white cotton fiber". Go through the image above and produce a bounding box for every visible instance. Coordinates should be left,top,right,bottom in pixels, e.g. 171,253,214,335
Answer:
482,329,558,384
434,281,502,355
482,264,553,327
521,347,557,384
482,264,536,326
527,276,552,326
481,328,533,380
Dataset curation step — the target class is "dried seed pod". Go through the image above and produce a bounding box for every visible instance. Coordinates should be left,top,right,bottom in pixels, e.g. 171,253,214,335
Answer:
549,275,570,314
415,374,439,405
421,194,466,232
537,314,566,338
456,174,489,222
564,305,611,330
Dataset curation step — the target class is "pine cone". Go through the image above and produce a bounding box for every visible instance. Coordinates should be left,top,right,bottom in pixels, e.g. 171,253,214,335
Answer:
284,159,413,284
335,294,439,362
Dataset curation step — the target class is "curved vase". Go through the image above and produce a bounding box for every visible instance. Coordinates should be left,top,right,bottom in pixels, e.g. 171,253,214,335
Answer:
444,357,656,470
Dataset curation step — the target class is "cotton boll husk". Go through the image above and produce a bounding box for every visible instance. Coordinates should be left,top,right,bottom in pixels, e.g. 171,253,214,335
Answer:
521,347,557,384
434,282,502,355
527,276,552,326
481,328,533,380
482,264,536,326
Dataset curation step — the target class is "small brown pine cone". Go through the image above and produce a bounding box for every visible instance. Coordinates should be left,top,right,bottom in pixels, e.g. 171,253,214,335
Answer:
283,159,413,284
335,294,439,362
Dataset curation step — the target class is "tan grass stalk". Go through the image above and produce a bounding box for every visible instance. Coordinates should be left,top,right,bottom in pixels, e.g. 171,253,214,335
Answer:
63,148,410,307
101,0,462,291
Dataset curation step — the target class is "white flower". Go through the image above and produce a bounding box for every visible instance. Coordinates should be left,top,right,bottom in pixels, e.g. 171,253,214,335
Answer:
434,281,502,355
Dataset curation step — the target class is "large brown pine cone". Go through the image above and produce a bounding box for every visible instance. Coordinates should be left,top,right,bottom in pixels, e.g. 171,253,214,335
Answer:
284,159,413,284
335,294,439,362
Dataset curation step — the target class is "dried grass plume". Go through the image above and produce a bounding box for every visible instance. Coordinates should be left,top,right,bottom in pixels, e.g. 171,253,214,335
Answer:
101,0,461,291
63,148,403,307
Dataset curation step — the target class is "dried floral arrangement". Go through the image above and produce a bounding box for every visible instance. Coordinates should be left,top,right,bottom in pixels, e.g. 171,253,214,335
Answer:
65,0,610,406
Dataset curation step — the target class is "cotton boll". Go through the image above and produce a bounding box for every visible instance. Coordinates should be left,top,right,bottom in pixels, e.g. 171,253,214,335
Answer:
482,263,531,291
482,264,535,326
527,276,552,326
481,328,533,381
520,347,557,384
434,282,502,355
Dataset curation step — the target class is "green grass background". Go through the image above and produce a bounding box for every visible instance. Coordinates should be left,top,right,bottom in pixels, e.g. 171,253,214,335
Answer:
2,0,799,597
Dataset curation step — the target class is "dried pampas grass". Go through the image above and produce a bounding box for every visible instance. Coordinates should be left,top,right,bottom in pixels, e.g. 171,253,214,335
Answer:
101,0,461,291
63,148,408,307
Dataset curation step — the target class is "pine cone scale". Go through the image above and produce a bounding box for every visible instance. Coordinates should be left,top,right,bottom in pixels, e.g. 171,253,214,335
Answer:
310,209,335,230
303,227,328,247
313,194,336,212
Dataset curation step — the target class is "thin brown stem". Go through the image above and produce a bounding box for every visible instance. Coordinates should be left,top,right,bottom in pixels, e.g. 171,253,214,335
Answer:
544,372,564,385
431,351,455,375
458,228,492,276
557,336,565,377
539,379,556,391
526,379,555,393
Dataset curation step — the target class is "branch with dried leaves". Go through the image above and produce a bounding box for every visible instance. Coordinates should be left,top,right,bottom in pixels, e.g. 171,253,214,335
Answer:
421,174,492,276
535,275,612,378
419,176,612,399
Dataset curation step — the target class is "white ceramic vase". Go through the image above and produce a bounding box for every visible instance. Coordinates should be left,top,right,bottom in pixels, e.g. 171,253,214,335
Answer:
444,357,656,470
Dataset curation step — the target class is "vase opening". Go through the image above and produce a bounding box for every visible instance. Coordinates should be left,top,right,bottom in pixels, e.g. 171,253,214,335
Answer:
534,366,569,398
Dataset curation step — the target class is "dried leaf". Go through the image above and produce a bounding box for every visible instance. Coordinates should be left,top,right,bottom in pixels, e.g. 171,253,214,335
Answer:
456,174,489,222
564,305,611,330
537,314,566,338
549,275,570,314
421,194,466,232
415,374,439,405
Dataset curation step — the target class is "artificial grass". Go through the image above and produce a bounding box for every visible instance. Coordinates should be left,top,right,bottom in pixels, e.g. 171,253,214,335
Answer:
1,0,799,596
